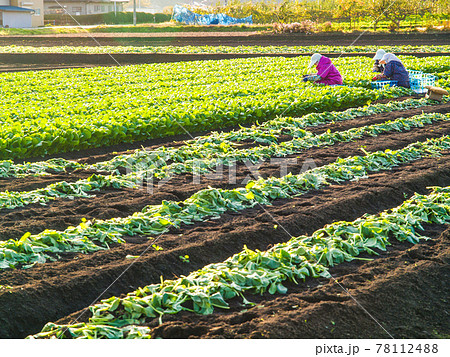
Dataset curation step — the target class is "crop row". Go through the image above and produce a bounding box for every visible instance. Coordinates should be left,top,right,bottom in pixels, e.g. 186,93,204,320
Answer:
29,186,450,339
91,100,449,173
1,112,448,212
0,85,404,160
1,135,448,270
1,57,446,108
0,97,437,179
3,55,446,159
1,45,449,54
1,57,445,110
435,70,450,88
0,57,373,109
0,113,450,209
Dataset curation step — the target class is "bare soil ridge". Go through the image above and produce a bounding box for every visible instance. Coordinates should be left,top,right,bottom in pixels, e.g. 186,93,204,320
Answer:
0,115,449,337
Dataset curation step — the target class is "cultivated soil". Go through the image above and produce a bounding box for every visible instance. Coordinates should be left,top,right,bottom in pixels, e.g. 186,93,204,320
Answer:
0,32,449,47
0,52,448,70
0,32,448,70
0,101,449,338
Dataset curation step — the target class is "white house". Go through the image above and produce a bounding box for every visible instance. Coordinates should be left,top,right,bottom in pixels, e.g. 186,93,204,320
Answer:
0,0,44,27
44,0,128,16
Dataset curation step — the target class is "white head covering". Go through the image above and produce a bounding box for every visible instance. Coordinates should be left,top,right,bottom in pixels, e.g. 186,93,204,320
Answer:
373,49,386,60
308,53,322,69
380,53,401,64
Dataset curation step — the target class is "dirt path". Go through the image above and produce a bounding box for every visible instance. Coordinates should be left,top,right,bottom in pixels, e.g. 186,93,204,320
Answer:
1,155,448,338
0,32,447,69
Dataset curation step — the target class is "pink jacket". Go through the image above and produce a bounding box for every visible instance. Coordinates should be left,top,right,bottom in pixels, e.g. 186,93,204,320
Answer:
315,56,343,85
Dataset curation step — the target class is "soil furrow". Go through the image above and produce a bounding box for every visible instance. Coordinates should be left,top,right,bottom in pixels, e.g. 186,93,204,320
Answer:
0,154,449,338
1,118,449,241
146,227,450,339
308,101,450,135
13,96,419,165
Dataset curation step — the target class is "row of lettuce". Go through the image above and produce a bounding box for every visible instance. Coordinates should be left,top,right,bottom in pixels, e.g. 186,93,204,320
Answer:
1,45,449,54
1,134,449,270
1,56,448,160
29,185,450,338
1,111,448,212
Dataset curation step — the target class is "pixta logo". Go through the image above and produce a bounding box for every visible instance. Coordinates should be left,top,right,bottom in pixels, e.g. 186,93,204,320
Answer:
126,156,317,194
316,344,360,356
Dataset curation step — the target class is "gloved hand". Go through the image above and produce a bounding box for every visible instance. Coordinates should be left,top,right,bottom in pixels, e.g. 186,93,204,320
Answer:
303,74,321,82
372,73,385,81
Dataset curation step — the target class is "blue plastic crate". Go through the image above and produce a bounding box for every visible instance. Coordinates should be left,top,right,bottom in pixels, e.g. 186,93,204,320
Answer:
371,80,398,90
408,70,423,76
408,70,436,94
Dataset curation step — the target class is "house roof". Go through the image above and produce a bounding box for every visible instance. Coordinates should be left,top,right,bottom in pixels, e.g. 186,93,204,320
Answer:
44,0,129,3
0,6,34,12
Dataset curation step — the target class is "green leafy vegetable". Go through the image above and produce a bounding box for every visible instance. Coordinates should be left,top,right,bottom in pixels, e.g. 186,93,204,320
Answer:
29,186,450,339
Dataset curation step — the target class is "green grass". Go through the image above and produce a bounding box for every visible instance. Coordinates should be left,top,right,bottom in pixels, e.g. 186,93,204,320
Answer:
0,28,81,35
0,23,270,36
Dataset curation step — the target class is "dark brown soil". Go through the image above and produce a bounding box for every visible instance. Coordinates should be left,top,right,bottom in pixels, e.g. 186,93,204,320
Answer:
308,100,450,135
149,226,450,339
2,155,447,339
0,151,449,337
0,32,448,47
0,52,447,69
0,102,449,339
1,105,449,242
0,32,447,69
12,95,431,164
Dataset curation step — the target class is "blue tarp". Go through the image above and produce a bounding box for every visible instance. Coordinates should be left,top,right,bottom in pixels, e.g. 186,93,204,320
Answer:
172,5,252,25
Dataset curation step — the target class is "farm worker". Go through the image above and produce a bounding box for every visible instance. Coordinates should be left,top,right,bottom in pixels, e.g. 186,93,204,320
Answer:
372,49,386,72
302,53,343,85
374,53,410,88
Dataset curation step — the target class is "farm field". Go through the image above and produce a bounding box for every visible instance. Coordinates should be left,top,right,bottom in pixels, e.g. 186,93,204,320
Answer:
0,45,449,71
0,50,449,339
1,45,449,54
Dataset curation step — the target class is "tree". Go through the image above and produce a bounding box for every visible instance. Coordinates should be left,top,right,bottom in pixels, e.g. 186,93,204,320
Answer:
366,0,386,31
367,0,416,30
386,0,417,29
335,0,364,29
